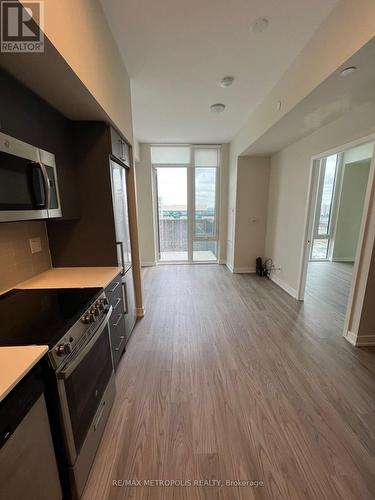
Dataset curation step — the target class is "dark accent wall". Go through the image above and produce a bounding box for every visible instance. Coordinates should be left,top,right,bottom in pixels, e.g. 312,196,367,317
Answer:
0,69,119,269
0,68,79,220
47,122,118,267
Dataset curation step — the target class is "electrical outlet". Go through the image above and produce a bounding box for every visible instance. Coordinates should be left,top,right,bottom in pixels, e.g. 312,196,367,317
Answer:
29,237,42,254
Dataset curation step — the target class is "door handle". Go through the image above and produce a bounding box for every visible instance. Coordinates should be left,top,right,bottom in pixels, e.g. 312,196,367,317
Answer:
29,161,49,208
40,162,50,209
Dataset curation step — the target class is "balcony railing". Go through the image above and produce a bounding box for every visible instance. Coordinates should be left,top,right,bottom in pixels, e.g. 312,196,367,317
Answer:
159,217,215,252
159,218,188,252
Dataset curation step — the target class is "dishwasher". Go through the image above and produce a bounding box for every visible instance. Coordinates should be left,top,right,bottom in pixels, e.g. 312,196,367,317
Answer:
0,364,62,500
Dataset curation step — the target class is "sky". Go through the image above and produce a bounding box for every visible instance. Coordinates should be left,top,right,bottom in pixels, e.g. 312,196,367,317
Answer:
157,167,216,210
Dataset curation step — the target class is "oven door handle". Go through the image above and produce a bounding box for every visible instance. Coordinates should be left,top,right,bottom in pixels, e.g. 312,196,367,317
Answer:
57,306,112,379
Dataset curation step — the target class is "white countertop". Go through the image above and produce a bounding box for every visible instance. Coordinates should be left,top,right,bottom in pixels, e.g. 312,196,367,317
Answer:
0,346,48,402
16,266,122,290
0,267,121,400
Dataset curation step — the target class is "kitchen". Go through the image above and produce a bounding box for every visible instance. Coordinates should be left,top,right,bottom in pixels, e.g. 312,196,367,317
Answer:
0,32,143,498
3,1,375,499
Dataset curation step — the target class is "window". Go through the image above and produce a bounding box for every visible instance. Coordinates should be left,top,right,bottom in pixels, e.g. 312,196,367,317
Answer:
310,154,338,260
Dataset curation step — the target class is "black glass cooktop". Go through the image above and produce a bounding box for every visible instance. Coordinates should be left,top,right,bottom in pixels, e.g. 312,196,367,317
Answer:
0,288,101,347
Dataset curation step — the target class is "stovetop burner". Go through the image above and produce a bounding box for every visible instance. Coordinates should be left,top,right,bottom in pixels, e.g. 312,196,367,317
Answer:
0,287,101,347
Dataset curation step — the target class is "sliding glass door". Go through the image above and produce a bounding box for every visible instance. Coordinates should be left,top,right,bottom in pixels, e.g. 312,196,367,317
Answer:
156,167,188,261
153,146,220,263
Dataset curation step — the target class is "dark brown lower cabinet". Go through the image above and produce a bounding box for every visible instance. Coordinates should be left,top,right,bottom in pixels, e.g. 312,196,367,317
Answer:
105,272,136,370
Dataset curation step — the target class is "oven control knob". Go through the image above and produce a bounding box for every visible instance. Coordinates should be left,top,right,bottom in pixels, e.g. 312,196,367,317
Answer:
81,313,91,324
56,343,72,356
96,300,104,312
90,306,100,318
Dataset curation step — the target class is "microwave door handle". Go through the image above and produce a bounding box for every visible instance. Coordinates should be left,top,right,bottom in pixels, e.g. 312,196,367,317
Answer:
116,241,125,275
29,162,47,208
39,162,50,209
57,306,112,379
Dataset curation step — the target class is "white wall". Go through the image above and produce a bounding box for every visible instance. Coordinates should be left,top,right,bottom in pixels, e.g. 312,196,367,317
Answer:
332,159,371,262
24,0,134,142
226,1,375,275
232,157,270,272
226,144,238,270
218,144,229,264
134,144,156,265
265,100,375,294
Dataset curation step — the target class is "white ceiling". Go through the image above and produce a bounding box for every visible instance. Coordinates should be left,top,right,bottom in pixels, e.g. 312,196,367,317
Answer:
244,37,375,155
100,0,338,144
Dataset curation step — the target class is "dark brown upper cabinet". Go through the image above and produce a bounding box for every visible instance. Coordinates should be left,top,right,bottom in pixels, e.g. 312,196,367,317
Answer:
110,127,130,167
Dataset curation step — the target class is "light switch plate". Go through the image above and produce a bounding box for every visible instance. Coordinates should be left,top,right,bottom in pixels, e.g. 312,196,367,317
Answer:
29,237,42,254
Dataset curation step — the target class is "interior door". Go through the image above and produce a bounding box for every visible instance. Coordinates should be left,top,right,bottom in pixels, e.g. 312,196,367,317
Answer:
110,161,132,273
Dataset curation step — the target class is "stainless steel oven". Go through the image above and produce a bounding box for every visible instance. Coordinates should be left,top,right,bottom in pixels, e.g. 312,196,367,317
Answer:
0,287,116,499
0,132,62,221
53,300,115,498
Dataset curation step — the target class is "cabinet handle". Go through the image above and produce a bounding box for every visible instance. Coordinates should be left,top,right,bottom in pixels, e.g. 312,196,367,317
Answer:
94,401,106,431
113,297,121,311
122,281,128,314
115,336,125,351
112,314,122,328
108,281,120,293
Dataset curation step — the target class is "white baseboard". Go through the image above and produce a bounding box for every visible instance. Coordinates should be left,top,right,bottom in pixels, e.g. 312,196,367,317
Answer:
136,306,145,318
225,263,256,274
345,331,375,346
218,259,226,265
141,261,156,267
331,257,355,263
226,262,234,273
270,273,298,299
344,330,358,346
356,335,375,346
232,267,256,274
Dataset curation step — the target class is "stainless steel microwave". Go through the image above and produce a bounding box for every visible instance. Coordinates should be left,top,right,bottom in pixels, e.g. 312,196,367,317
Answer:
0,132,62,222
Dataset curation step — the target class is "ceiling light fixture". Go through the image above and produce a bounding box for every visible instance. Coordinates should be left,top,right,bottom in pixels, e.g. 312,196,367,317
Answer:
210,103,226,113
340,66,357,77
252,17,269,34
220,76,234,88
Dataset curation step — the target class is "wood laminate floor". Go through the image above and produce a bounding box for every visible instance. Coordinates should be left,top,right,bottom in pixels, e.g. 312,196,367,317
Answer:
83,264,375,500
304,261,354,338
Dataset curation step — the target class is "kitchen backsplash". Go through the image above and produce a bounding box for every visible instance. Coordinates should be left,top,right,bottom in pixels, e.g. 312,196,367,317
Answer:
0,221,52,293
